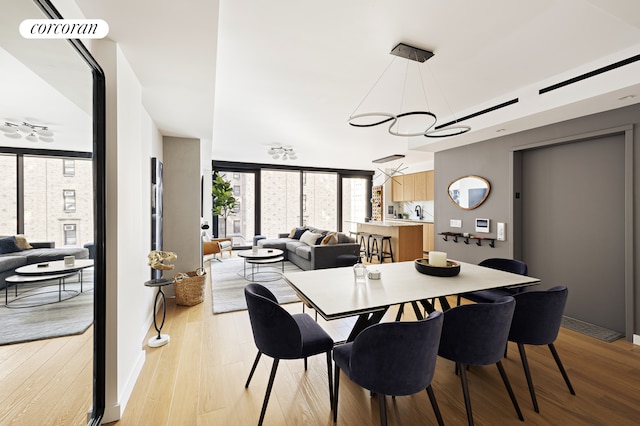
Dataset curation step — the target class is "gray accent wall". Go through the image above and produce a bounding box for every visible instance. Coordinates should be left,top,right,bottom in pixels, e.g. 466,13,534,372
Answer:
163,137,203,283
435,102,640,340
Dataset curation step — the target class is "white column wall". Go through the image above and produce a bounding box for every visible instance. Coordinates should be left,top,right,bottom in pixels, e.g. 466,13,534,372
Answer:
90,39,163,423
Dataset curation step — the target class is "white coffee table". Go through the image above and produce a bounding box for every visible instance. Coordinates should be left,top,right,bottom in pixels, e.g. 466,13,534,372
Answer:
5,272,80,308
237,248,284,280
6,259,94,308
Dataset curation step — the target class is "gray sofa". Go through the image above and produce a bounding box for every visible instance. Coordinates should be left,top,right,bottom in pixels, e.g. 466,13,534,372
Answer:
257,226,359,271
0,242,89,290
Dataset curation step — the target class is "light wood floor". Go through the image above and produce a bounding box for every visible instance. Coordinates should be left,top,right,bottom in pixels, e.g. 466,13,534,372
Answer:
2,269,640,425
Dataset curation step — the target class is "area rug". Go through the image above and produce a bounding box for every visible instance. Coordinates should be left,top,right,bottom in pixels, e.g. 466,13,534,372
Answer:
211,257,302,314
561,315,624,342
0,271,94,345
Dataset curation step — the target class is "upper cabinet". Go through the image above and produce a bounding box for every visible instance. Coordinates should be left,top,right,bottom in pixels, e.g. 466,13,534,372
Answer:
403,173,415,201
391,175,404,201
392,170,434,202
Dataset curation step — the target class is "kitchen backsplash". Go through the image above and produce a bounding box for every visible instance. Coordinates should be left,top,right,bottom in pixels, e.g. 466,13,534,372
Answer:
388,200,434,221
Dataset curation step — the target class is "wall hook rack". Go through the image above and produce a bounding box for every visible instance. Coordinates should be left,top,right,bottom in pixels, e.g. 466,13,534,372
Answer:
439,232,495,248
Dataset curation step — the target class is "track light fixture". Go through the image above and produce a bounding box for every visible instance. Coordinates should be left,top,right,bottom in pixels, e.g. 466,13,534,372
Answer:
267,145,297,160
0,121,55,142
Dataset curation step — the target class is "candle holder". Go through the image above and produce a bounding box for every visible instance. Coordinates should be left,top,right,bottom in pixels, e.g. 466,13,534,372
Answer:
415,258,460,277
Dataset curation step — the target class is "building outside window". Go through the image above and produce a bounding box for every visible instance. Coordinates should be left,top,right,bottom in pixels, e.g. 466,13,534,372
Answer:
63,159,75,176
63,224,77,245
63,189,76,212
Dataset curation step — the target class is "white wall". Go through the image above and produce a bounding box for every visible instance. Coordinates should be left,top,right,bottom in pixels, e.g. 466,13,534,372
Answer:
91,39,162,422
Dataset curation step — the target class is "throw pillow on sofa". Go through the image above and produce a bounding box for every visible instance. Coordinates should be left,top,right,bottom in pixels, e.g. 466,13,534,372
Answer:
0,236,23,254
300,230,322,246
321,232,338,245
291,227,308,240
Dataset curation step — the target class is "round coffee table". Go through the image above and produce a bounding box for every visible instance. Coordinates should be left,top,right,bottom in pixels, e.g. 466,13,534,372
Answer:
237,248,284,281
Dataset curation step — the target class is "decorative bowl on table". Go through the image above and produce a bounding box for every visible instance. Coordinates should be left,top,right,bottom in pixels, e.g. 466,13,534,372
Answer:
415,257,461,277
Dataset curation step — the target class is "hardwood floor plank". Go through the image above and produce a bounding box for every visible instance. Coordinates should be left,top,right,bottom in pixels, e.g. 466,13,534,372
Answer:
1,270,639,425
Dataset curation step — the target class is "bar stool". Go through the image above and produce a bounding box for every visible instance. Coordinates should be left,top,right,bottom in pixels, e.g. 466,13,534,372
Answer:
357,232,372,262
369,234,394,263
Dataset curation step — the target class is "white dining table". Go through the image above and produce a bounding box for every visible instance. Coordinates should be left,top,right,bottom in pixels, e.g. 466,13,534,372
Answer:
284,260,540,340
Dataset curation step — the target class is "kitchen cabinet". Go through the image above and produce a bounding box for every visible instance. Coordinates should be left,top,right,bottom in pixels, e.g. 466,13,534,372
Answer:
392,170,434,202
403,173,415,201
423,222,434,252
391,175,404,202
357,221,423,262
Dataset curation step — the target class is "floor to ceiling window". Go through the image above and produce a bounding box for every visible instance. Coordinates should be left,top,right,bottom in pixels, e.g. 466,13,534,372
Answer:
341,176,368,234
261,169,301,238
0,155,17,235
23,156,93,247
212,162,373,242
302,171,337,230
216,171,255,246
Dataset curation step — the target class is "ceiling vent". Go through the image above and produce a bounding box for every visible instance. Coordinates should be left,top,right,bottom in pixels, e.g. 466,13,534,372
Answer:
539,53,640,95
435,98,519,129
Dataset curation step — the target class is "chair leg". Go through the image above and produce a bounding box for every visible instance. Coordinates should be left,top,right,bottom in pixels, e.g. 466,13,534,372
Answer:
549,343,576,395
257,358,280,426
496,360,524,421
456,294,461,306
395,303,405,321
458,363,474,426
333,365,341,422
304,357,308,370
245,351,262,388
326,351,334,410
517,343,539,412
426,385,445,426
378,394,387,426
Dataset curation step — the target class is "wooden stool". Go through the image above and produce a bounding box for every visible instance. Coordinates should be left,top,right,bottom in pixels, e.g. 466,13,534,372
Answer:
369,234,394,263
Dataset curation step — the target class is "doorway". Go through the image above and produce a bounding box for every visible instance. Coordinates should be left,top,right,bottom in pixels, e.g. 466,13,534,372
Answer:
519,134,625,334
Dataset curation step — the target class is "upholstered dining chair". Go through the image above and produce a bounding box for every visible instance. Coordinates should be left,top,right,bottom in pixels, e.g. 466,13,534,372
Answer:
438,296,524,425
333,312,445,426
244,283,334,426
457,258,528,305
509,285,576,413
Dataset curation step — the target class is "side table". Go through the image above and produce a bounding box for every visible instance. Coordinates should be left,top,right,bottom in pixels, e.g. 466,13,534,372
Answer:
144,277,173,347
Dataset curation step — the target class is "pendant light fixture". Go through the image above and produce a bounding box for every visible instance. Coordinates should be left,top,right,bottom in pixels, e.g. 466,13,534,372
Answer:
348,42,470,138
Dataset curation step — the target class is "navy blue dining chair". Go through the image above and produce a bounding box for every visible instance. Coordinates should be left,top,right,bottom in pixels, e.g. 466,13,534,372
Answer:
438,296,524,425
333,312,445,426
457,258,528,305
244,283,334,426
509,285,575,412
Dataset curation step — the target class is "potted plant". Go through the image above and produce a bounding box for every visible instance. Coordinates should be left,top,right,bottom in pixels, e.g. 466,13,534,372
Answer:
211,174,238,237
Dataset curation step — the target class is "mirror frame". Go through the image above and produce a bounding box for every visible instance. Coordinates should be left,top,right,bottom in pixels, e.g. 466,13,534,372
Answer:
447,175,491,210
34,1,107,424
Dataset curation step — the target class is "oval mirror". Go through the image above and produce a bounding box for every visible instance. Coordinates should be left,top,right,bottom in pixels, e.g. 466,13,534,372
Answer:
448,176,491,210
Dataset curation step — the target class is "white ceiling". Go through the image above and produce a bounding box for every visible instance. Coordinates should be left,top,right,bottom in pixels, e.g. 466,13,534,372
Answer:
4,0,640,171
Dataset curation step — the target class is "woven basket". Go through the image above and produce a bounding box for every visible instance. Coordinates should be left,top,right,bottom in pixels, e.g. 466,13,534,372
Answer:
173,268,206,306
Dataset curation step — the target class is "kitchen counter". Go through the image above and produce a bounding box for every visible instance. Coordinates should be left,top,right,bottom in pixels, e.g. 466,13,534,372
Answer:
357,221,423,262
358,220,423,227
385,218,434,224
